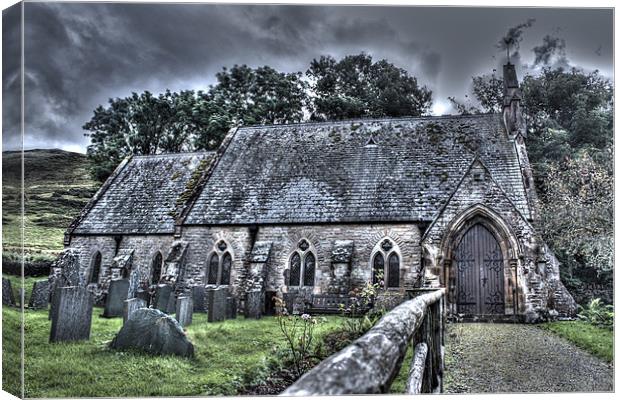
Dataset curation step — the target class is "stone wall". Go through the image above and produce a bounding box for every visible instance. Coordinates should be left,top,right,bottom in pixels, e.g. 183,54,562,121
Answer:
177,223,422,298
62,235,176,299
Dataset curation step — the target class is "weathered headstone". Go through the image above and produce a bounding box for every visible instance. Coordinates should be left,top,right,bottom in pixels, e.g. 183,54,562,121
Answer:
49,286,93,343
28,279,51,309
110,308,194,358
136,289,150,306
153,284,175,314
191,286,207,313
206,288,227,322
2,278,15,306
128,270,141,299
56,249,83,287
123,298,147,323
226,297,237,320
175,296,193,327
103,278,130,318
282,292,295,315
244,290,262,319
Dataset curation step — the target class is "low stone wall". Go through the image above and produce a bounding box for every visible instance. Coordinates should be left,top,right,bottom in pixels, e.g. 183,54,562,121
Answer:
281,289,445,395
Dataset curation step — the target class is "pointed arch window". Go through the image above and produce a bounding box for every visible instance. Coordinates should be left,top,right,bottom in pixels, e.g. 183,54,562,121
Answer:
288,239,316,287
151,252,163,284
206,240,234,285
90,251,102,284
370,238,401,289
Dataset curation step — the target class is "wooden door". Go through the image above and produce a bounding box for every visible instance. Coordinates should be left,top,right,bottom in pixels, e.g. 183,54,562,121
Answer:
454,224,504,315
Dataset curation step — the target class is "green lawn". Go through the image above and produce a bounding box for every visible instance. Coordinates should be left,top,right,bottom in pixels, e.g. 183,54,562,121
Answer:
2,306,347,398
540,321,613,363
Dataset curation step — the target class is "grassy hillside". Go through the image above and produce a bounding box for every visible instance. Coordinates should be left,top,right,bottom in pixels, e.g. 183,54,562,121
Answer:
2,149,98,261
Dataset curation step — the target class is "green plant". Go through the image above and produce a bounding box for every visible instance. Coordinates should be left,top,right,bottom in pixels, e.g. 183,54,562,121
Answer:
577,298,614,330
274,297,322,376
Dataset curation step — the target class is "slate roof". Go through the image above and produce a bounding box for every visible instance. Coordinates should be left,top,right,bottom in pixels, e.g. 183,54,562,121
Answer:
185,114,529,225
73,152,214,234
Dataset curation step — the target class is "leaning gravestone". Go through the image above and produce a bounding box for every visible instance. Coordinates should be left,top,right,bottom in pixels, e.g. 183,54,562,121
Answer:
244,290,262,319
49,286,93,343
206,288,227,322
123,298,146,323
110,308,194,358
175,296,193,327
226,297,237,320
191,286,207,313
28,279,50,309
2,278,15,306
136,289,150,306
103,278,130,318
153,284,175,314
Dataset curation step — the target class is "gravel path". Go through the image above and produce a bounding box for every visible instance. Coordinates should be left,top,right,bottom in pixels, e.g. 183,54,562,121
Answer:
444,323,613,393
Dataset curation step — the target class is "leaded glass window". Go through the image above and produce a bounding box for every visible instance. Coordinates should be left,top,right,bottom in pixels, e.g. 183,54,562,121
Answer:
289,252,301,286
388,252,400,288
220,252,232,285
207,253,219,284
372,253,384,285
303,253,316,286
152,252,163,284
90,251,102,284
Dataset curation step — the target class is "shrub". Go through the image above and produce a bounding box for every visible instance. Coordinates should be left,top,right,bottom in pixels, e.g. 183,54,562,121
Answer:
577,298,614,330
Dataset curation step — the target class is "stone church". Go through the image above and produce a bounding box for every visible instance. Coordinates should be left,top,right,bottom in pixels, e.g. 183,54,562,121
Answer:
54,63,576,321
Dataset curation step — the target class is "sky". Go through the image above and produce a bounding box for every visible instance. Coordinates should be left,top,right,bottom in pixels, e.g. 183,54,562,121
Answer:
1,2,614,153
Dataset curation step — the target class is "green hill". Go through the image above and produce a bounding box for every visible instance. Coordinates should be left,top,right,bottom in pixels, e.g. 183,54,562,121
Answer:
2,149,98,260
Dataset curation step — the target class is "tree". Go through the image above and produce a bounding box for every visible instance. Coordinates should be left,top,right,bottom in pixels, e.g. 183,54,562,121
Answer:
448,72,503,115
210,64,308,126
307,53,432,120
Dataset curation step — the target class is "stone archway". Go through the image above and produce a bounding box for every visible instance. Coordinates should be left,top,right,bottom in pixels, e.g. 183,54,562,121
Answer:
439,204,523,316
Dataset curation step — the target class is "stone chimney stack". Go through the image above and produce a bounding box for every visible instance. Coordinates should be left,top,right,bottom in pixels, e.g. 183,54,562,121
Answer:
502,62,526,138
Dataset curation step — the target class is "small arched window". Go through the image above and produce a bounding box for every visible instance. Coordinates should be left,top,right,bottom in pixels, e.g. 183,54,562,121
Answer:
207,253,219,285
205,240,234,286
372,253,384,285
90,251,102,284
289,252,301,286
288,239,316,287
221,252,232,285
151,252,163,285
371,238,401,289
388,253,400,288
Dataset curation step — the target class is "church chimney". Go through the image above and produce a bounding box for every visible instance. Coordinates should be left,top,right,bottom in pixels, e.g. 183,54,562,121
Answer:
502,62,525,138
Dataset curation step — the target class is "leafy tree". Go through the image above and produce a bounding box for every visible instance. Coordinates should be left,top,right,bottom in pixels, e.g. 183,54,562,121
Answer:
307,53,432,120
448,72,503,114
210,64,308,126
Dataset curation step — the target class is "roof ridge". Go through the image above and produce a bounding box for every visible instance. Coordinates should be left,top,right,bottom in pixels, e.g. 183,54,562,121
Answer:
237,113,498,130
131,150,215,159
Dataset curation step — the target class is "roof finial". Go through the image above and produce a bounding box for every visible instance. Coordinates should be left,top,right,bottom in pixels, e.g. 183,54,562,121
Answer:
504,38,512,64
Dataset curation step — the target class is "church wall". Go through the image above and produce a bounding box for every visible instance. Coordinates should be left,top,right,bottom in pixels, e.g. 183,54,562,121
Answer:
179,223,423,298
65,234,176,298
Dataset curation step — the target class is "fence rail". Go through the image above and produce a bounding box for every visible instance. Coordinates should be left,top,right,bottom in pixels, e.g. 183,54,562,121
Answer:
281,288,446,396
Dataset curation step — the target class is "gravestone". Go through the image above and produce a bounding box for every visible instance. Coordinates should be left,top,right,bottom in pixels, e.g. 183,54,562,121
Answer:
56,249,83,287
206,288,227,322
136,289,150,306
110,308,194,358
28,279,50,309
49,286,93,343
127,270,141,299
226,297,237,320
175,296,193,327
191,286,207,313
2,278,15,306
153,284,175,314
244,290,262,319
282,292,295,315
103,278,130,318
123,298,146,323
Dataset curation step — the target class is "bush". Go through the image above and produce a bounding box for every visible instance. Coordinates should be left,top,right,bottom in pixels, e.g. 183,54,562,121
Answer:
577,298,613,330
2,253,52,277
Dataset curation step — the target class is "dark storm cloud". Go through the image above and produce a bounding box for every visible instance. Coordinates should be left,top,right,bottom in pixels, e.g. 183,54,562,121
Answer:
2,3,21,151
2,3,613,152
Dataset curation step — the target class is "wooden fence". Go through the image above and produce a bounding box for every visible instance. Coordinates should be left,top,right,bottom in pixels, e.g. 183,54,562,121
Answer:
281,289,446,395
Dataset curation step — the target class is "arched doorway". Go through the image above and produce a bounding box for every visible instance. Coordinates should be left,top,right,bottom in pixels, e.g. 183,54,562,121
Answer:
454,224,504,315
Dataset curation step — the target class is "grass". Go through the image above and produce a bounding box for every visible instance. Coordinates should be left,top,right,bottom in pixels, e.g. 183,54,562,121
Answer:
389,343,414,393
540,321,613,363
2,306,347,398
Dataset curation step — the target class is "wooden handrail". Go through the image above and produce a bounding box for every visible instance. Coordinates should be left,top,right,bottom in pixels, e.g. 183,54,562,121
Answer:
281,289,445,396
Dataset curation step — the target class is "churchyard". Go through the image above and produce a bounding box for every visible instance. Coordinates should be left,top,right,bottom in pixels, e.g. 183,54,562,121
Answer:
2,298,349,397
